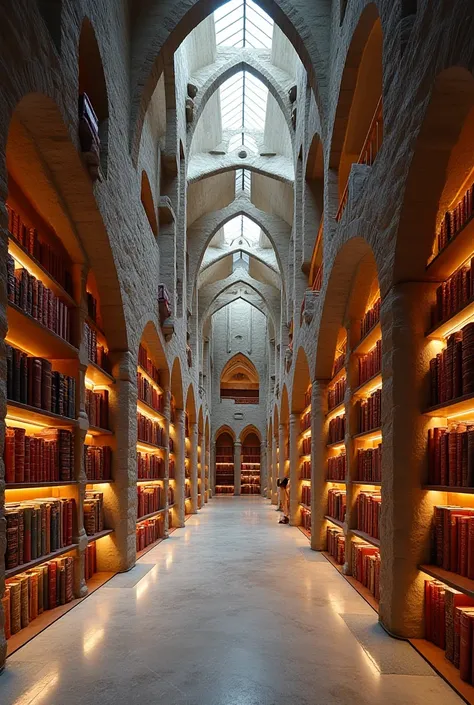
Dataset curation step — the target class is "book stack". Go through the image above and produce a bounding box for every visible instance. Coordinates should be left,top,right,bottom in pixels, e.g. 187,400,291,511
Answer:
3,555,75,640
429,324,474,405
301,436,311,455
138,344,161,386
304,386,311,408
327,527,345,565
169,438,174,453
241,484,260,495
137,372,163,412
169,457,175,479
328,488,346,522
356,491,381,539
327,452,346,481
358,341,382,385
301,484,311,506
7,344,76,418
435,180,474,255
432,506,474,575
432,260,474,328
4,427,74,483
328,377,346,410
357,445,382,482
84,322,109,371
328,414,345,444
137,451,164,480
84,542,97,581
351,541,380,600
300,411,311,432
84,445,112,482
5,498,75,569
137,412,164,446
301,459,311,479
301,506,311,533
7,255,71,341
168,485,175,505
83,491,104,536
136,514,164,552
137,484,164,518
361,298,381,339
428,425,474,486
357,390,381,432
85,388,109,429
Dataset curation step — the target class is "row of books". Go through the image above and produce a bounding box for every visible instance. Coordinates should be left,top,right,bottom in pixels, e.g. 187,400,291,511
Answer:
358,340,381,386
8,256,71,342
137,372,163,412
328,488,346,522
241,485,260,494
432,505,474,576
301,505,311,532
428,425,474,487
241,475,260,485
84,542,97,581
137,412,165,447
242,446,260,456
357,389,381,433
328,414,346,445
137,485,165,518
361,298,381,339
356,491,381,539
5,498,75,570
241,463,260,470
185,484,192,499
432,259,474,329
86,388,109,430
304,387,311,408
301,459,311,479
84,322,109,370
4,427,74,483
333,350,345,378
435,180,474,255
301,485,311,506
169,458,175,479
301,410,311,431
327,453,346,481
137,452,164,480
136,514,164,552
84,491,104,536
138,344,161,386
84,445,112,482
301,436,311,455
424,578,474,684
7,203,73,295
7,344,76,418
351,541,380,601
327,527,345,565
357,444,382,482
168,486,175,505
430,325,474,406
216,486,234,494
328,377,346,410
2,555,75,640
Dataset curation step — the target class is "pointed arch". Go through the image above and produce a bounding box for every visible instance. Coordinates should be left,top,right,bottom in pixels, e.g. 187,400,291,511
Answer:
171,356,184,409
220,353,259,404
141,170,158,238
240,425,262,444
215,424,236,443
291,346,311,413
185,383,197,423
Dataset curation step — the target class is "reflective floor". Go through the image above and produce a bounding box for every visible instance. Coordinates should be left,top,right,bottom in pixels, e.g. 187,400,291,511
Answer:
0,497,463,704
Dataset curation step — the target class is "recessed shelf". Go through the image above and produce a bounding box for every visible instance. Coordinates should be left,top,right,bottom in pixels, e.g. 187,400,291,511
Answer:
137,364,164,393
6,543,78,579
136,439,167,452
86,361,115,386
353,427,382,442
423,485,474,494
326,479,346,485
299,503,311,511
7,301,79,359
136,507,167,523
6,480,78,490
426,213,474,280
353,322,381,356
419,564,474,599
409,638,474,705
88,424,113,436
87,528,114,543
137,398,166,421
136,536,164,561
137,477,165,484
324,515,344,529
321,551,379,613
353,372,382,398
351,480,381,487
424,393,474,419
7,399,77,428
326,401,345,420
330,366,346,386
350,528,380,547
327,440,345,450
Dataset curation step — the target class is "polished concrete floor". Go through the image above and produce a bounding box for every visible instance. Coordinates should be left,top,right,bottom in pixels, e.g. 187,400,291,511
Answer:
0,497,463,704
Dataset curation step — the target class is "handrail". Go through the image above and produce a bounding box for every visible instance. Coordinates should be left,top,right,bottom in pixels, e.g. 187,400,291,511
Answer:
336,97,383,222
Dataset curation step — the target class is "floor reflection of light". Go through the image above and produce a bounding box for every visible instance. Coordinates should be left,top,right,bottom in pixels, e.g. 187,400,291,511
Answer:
136,579,150,600
14,670,59,704
166,554,173,569
83,627,105,655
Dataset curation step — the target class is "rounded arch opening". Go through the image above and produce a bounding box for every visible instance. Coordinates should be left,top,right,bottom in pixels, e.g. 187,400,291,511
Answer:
141,170,158,239
215,427,235,494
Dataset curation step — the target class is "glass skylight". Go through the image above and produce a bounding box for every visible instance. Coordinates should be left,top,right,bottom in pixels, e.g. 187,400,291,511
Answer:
214,0,274,49
235,169,252,195
223,215,261,248
220,71,268,133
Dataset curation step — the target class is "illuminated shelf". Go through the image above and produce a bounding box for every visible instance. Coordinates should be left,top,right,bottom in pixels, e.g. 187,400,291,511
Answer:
353,372,382,398
88,424,113,436
326,401,345,419
330,365,346,386
7,400,77,428
324,515,344,529
137,364,164,393
426,213,474,279
353,321,381,356
301,401,312,415
85,316,107,342
326,479,346,485
351,480,381,487
137,397,166,421
136,507,167,523
321,551,379,613
299,502,311,512
168,503,175,508
6,543,78,579
419,564,474,600
86,361,115,386
423,485,474,494
6,480,78,490
136,439,166,452
409,638,474,705
427,295,474,340
137,477,164,484
327,440,345,450
7,301,79,359
424,393,474,419
353,427,382,442
299,427,312,438
8,234,76,308
136,537,164,561
87,528,114,543
351,528,380,548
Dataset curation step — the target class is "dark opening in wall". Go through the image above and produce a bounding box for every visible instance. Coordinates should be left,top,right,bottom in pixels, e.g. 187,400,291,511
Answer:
340,0,348,25
37,0,62,52
401,0,417,16
141,171,158,238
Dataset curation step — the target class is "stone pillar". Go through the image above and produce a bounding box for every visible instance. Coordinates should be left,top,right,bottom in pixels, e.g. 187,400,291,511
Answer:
379,281,438,638
174,408,186,527
0,222,7,671
311,379,328,551
211,441,216,494
271,433,278,504
163,390,171,537
206,443,211,499
260,440,267,496
234,440,242,495
199,431,205,507
289,413,300,525
190,421,199,513
279,423,286,480
266,434,272,500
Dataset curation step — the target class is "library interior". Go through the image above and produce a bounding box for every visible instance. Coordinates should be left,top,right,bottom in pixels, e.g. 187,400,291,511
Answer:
1,1,474,703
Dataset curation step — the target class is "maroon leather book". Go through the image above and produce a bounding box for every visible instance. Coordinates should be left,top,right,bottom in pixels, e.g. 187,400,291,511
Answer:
4,427,16,483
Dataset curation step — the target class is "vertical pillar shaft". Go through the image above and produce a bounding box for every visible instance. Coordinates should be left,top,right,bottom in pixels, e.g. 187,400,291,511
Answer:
311,379,328,551
211,441,216,494
271,434,278,504
190,421,199,513
163,389,171,537
234,440,242,495
260,441,267,497
175,408,186,527
289,413,299,525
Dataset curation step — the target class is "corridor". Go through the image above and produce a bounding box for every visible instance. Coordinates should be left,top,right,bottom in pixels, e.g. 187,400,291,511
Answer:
0,498,462,705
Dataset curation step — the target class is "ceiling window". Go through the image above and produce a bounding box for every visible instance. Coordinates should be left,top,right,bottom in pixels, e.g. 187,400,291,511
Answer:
223,215,261,248
235,169,252,195
214,0,274,49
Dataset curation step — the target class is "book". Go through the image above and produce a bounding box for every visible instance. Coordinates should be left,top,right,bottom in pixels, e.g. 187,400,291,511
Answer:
357,444,382,482
360,298,381,339
358,340,382,386
84,445,112,482
328,414,345,444
328,377,346,411
327,453,345,481
327,488,346,522
430,323,474,406
137,412,164,446
326,527,345,564
356,491,381,539
136,513,164,552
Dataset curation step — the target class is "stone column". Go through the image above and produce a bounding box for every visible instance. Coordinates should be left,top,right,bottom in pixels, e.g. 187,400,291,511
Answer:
279,423,286,481
199,431,205,507
266,434,272,500
289,413,300,525
379,281,438,638
260,440,267,496
174,408,186,527
271,433,278,504
163,389,171,537
206,443,211,499
190,421,199,513
311,379,328,551
234,440,242,495
0,222,7,670
211,441,216,494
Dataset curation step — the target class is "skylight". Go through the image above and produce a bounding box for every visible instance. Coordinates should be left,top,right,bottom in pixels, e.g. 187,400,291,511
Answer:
235,169,252,195
214,0,274,49
223,215,261,248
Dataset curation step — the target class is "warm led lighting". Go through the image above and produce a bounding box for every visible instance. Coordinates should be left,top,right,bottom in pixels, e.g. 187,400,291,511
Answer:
300,428,312,438
447,408,474,421
5,335,41,358
442,310,474,338
83,627,105,655
136,442,161,454
13,670,60,705
137,404,164,424
449,165,474,209
85,377,95,390
6,415,50,432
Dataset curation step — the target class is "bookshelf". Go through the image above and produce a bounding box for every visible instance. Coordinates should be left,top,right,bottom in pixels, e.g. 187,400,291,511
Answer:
215,431,235,494
241,432,261,495
298,385,312,539
184,412,193,516
168,395,177,530
197,436,203,508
